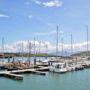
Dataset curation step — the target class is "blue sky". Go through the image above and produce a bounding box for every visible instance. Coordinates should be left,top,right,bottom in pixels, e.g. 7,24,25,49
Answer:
0,0,90,46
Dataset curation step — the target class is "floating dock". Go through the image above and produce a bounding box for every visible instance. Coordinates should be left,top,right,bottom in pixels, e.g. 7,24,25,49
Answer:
0,72,23,80
36,67,49,71
10,69,46,75
0,68,47,80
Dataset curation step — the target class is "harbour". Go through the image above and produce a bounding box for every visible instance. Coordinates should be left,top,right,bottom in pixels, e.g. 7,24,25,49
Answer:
0,0,90,89
0,24,89,81
0,68,90,90
0,56,90,80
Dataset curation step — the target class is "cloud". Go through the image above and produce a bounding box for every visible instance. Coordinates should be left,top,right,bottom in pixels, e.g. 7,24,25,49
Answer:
43,0,62,7
1,40,90,55
43,1,55,7
34,30,63,36
1,40,55,53
28,15,33,19
0,14,9,18
31,0,62,7
32,0,41,4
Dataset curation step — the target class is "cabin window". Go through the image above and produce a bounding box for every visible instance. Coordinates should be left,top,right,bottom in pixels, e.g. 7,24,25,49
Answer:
55,65,61,69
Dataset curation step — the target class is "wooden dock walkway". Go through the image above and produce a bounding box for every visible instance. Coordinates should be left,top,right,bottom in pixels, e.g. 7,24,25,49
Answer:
4,73,23,80
0,68,48,80
37,67,49,71
0,72,23,80
10,69,46,75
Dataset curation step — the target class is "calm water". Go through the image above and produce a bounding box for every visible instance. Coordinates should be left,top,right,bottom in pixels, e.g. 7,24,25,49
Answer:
1,57,50,63
0,69,90,90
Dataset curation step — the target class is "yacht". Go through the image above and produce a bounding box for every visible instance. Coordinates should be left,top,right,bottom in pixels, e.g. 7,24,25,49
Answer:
49,62,67,73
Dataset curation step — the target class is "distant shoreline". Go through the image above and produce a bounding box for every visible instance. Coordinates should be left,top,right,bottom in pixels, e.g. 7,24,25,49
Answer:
0,53,59,58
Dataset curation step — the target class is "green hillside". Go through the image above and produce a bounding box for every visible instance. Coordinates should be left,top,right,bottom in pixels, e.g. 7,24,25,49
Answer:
0,52,57,58
72,51,90,56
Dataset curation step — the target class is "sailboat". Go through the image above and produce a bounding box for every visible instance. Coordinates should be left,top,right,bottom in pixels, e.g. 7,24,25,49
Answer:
49,25,67,73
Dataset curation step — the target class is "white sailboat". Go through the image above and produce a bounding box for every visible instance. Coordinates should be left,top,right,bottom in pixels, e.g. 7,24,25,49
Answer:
49,25,67,73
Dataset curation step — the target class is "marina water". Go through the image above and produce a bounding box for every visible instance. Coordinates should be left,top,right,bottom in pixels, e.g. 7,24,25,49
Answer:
0,57,90,90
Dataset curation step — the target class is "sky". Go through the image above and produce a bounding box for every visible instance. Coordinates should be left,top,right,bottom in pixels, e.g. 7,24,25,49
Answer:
0,0,90,54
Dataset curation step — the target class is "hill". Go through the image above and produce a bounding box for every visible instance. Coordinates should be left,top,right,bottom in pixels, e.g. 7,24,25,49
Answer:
0,52,58,58
72,51,90,56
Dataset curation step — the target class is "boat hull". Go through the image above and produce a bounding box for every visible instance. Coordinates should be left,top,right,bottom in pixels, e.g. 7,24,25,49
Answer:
50,68,67,73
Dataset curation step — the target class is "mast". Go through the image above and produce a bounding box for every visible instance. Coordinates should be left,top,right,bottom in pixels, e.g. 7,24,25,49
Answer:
34,37,36,58
45,44,48,59
86,25,88,56
22,41,24,61
56,25,59,59
34,37,36,65
2,37,4,63
71,34,73,56
38,41,41,60
62,38,63,56
28,41,31,65
39,41,41,54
